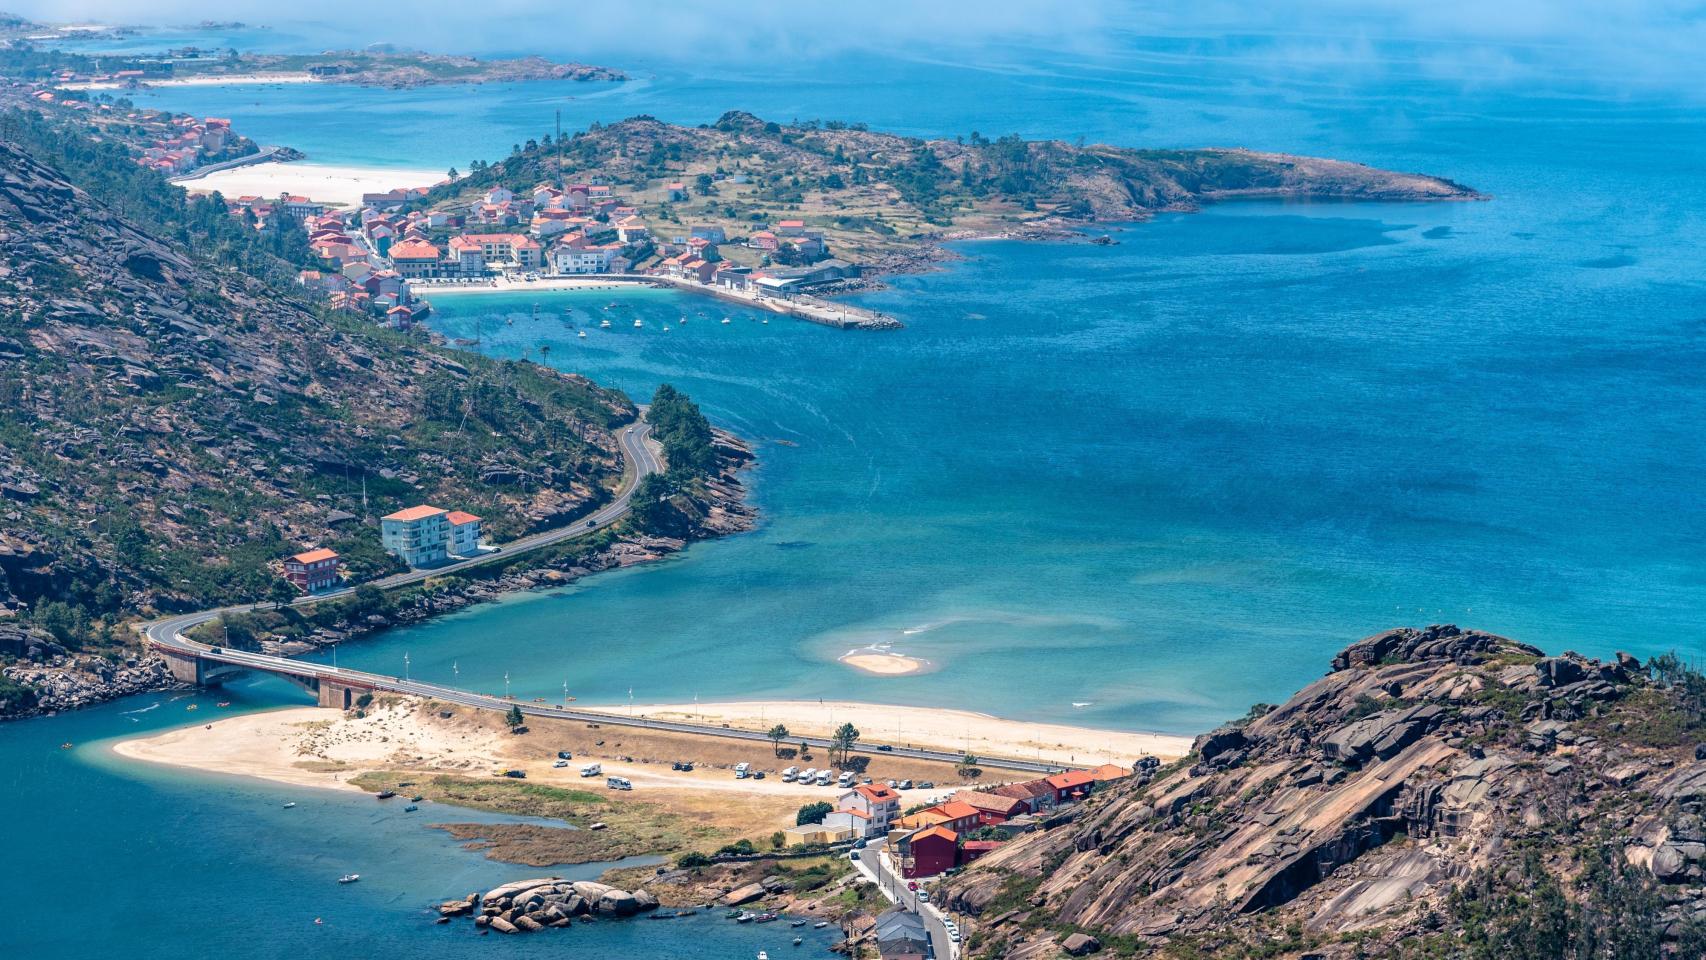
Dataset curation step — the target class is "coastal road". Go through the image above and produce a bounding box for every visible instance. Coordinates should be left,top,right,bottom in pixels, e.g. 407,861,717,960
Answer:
138,417,1065,776
857,842,959,960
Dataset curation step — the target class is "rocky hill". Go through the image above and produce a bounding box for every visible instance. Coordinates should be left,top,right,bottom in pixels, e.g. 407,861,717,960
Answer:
428,111,1480,263
0,134,633,641
947,625,1706,959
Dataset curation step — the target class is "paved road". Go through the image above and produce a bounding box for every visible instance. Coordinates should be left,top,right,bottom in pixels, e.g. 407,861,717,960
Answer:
138,416,1064,776
857,841,958,959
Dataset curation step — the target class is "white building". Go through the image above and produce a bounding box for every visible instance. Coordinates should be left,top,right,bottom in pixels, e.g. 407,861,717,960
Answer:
380,505,451,567
447,511,483,557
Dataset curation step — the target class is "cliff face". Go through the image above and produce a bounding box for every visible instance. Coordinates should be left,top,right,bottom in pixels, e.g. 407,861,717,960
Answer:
0,138,632,622
947,626,1706,959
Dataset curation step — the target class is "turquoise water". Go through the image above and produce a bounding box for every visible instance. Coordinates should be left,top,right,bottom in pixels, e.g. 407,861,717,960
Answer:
9,18,1706,959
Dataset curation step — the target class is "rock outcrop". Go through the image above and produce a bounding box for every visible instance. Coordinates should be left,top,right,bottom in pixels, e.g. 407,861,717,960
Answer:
447,877,660,934
946,625,1706,958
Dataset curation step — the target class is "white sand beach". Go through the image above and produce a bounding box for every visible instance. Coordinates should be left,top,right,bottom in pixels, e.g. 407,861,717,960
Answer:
606,699,1193,765
177,161,444,208
62,72,318,91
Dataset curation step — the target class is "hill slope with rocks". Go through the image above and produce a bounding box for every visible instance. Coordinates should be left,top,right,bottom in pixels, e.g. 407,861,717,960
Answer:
947,625,1706,959
426,111,1481,265
0,134,633,641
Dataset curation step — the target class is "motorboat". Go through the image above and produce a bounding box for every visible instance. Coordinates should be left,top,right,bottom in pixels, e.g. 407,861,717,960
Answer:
757,953,768,960
600,319,611,328
813,921,829,929
790,920,808,928
633,318,643,328
793,938,803,946
283,802,297,809
376,790,396,800
404,804,419,812
721,317,731,324
578,330,587,338
338,874,360,884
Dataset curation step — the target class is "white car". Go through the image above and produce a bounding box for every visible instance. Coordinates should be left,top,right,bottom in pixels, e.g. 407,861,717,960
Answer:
552,759,569,768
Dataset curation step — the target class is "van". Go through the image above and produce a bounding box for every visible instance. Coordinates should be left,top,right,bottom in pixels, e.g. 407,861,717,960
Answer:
580,763,602,777
814,772,832,786
782,766,799,779
838,772,856,787
606,776,632,791
734,762,751,779
800,768,816,781
782,771,797,783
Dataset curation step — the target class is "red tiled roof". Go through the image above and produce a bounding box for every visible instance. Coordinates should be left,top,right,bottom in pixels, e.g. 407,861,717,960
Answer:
446,511,482,525
383,505,446,522
911,826,957,844
1046,770,1097,790
853,784,899,804
389,240,440,260
290,548,339,564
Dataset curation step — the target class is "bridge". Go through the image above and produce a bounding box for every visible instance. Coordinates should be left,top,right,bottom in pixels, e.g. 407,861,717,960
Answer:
140,416,1066,776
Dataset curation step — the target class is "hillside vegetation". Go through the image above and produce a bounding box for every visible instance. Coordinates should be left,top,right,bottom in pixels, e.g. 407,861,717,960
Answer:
427,111,1480,264
0,117,634,651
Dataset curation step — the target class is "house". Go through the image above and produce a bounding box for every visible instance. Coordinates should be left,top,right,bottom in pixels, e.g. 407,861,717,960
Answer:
818,808,871,838
959,839,1004,866
1089,763,1131,784
990,779,1057,814
385,304,415,329
1047,769,1098,804
484,186,514,204
380,505,451,567
460,233,543,270
664,181,687,201
688,224,726,243
782,823,853,846
897,800,981,834
447,236,486,274
747,230,779,251
776,218,808,237
554,239,620,274
282,548,340,593
837,783,901,837
873,909,932,960
389,240,442,279
900,825,959,879
950,790,1029,825
447,510,483,556
277,193,326,218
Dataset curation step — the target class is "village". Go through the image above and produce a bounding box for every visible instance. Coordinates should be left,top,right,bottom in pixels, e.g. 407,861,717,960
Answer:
271,176,876,329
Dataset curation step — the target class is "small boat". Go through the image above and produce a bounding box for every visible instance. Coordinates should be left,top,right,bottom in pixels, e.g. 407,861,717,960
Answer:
283,802,297,809
338,874,360,884
404,804,419,812
736,911,756,923
663,325,670,332
793,938,803,946
578,330,587,338
790,920,808,928
725,910,744,921
721,317,731,324
761,318,769,324
814,921,829,929
376,790,397,800
410,795,424,802
633,318,643,328
757,953,768,960
217,701,231,708
186,703,198,711
754,913,779,923
600,319,611,328
59,742,74,750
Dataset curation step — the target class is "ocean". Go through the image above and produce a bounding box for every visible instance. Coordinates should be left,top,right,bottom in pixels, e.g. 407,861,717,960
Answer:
6,17,1704,959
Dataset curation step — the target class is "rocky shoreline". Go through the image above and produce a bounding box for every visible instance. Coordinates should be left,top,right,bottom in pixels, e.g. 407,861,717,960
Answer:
0,431,756,722
439,878,660,934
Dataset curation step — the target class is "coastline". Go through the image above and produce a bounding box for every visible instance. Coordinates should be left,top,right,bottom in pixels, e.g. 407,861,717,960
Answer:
59,72,319,91
111,695,1188,798
176,160,443,208
595,699,1193,765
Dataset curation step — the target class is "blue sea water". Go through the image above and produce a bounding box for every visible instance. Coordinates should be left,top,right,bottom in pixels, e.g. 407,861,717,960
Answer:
7,18,1706,959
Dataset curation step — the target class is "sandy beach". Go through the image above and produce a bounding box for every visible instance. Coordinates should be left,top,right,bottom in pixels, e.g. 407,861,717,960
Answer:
839,650,929,675
61,72,318,91
113,696,1189,803
605,699,1192,765
177,161,444,208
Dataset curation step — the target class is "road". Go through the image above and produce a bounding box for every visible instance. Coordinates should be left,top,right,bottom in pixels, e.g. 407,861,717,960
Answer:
854,839,959,959
138,416,1064,776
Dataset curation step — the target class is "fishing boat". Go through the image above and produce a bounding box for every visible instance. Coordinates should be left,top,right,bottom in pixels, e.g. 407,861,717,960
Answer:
283,802,297,809
338,874,360,884
736,911,757,923
403,804,419,812
814,921,829,929
754,913,779,923
600,319,611,328
376,790,397,800
790,920,808,928
410,795,424,802
725,910,744,921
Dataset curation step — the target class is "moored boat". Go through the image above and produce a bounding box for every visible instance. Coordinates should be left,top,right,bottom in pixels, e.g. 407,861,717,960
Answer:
338,874,360,884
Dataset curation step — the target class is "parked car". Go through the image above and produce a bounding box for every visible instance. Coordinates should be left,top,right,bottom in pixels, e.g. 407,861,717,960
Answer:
899,779,913,790
876,744,893,752
502,769,526,779
918,781,935,789
552,759,569,768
